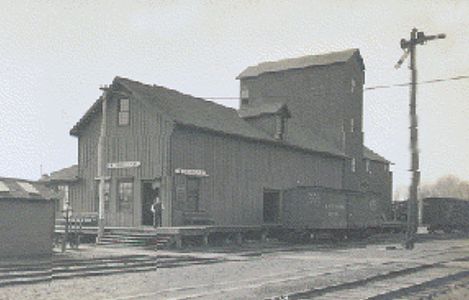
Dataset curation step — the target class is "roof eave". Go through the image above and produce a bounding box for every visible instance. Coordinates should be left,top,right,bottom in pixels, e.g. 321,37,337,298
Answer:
174,122,346,159
70,97,103,136
237,61,347,80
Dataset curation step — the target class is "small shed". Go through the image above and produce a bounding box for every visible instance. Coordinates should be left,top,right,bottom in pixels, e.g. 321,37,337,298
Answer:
0,177,57,258
39,165,79,215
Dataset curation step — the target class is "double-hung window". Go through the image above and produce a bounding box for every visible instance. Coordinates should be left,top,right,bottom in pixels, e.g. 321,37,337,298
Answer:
118,98,130,126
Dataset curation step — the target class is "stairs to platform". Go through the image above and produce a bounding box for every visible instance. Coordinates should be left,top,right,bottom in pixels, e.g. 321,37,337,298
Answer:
97,229,174,249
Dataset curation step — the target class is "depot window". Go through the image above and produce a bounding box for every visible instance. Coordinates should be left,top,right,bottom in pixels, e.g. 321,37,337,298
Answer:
351,78,356,93
365,159,371,173
118,98,130,126
186,177,200,211
240,88,249,106
118,179,133,210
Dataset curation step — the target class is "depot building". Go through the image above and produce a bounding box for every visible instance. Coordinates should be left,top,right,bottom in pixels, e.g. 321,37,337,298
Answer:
65,49,392,228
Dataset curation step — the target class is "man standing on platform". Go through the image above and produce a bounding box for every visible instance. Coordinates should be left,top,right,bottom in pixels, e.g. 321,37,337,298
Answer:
151,196,163,227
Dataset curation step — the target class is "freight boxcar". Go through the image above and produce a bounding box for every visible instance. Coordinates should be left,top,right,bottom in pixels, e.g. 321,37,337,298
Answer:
283,186,348,231
282,186,387,239
347,191,382,230
422,197,469,233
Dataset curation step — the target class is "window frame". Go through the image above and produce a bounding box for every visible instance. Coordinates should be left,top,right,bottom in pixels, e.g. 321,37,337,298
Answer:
117,178,134,210
341,123,346,150
240,88,249,99
365,159,371,173
186,176,201,212
118,98,130,126
275,114,286,140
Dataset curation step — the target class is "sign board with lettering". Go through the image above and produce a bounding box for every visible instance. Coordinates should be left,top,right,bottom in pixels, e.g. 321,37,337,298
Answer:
174,168,209,177
107,161,141,169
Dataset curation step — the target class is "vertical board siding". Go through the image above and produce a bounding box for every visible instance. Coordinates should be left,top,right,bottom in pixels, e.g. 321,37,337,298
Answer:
0,200,54,258
71,94,173,227
240,57,391,210
170,127,343,226
365,160,393,219
241,60,367,193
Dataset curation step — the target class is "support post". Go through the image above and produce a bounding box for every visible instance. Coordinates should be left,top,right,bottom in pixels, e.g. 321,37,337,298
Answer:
97,87,109,242
395,28,445,250
61,210,69,253
406,28,419,249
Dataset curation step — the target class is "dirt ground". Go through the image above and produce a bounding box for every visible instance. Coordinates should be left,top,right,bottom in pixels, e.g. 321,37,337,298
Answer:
2,235,469,300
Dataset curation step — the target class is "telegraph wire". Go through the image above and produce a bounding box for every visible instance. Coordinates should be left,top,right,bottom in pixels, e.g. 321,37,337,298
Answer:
364,75,469,91
200,74,469,100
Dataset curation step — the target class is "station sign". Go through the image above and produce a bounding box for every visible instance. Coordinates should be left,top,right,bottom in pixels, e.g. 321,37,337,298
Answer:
174,168,209,177
107,161,141,169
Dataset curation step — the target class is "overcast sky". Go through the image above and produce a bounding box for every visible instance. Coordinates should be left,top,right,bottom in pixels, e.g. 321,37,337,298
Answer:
1,0,468,195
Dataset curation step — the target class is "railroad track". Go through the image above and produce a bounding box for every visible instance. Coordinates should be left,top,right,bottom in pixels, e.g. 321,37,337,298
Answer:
271,252,469,300
282,262,469,299
0,254,221,288
118,246,469,300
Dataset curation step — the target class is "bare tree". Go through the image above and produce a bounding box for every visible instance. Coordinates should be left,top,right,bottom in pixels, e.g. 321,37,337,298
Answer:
420,175,469,200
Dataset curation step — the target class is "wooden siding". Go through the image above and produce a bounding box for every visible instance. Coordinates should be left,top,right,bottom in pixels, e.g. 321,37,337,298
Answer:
240,59,368,192
244,114,278,138
240,63,351,147
71,93,173,227
364,160,393,219
0,199,54,258
170,127,344,226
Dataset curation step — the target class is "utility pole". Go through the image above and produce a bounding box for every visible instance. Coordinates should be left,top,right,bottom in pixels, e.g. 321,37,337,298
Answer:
97,86,109,242
395,28,445,249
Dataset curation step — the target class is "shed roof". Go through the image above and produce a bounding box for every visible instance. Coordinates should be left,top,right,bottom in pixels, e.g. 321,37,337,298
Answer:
237,48,364,79
238,102,291,119
40,165,78,183
363,146,390,163
0,177,58,200
71,77,344,157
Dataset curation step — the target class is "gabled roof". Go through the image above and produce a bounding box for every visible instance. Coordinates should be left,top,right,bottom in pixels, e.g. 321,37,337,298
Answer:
237,48,364,79
115,77,275,142
363,146,390,163
40,165,78,183
238,102,291,119
0,177,58,200
71,77,344,158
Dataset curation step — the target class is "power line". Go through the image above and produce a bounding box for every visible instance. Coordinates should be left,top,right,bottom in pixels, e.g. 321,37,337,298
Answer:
200,74,469,100
364,75,469,91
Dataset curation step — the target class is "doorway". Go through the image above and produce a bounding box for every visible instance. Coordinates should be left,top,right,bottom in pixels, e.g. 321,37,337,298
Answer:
263,190,281,224
142,181,159,226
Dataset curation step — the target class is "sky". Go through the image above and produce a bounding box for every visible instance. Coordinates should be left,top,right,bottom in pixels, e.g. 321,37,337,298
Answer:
1,0,468,195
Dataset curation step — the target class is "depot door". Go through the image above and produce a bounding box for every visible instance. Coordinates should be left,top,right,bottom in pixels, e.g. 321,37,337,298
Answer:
263,190,281,224
142,181,159,226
